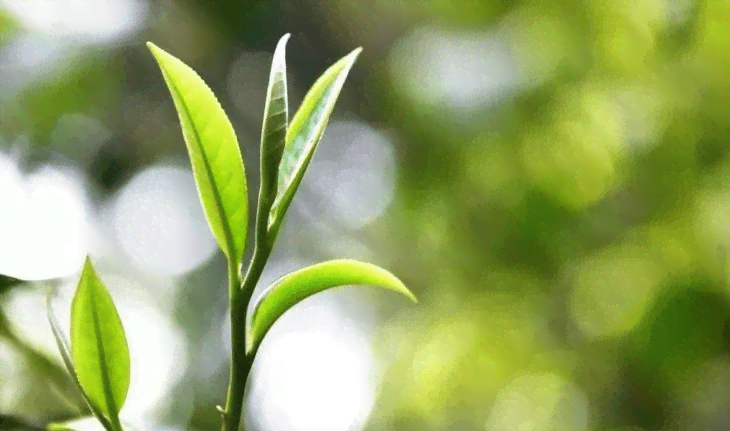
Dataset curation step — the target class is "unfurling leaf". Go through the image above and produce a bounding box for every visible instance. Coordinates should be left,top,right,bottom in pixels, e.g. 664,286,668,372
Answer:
246,259,416,354
267,47,362,235
147,42,249,265
257,33,290,224
70,257,130,421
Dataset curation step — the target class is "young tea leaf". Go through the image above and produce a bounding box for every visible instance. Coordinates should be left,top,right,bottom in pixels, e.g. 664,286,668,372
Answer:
257,33,290,222
246,259,416,354
70,257,130,422
147,42,248,265
47,293,114,431
267,47,362,235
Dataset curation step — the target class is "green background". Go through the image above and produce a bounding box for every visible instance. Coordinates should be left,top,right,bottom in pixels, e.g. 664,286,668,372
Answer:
2,2,730,431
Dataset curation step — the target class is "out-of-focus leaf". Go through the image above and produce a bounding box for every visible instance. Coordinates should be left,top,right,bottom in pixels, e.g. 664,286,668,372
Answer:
46,417,144,431
70,258,130,422
147,42,248,265
246,259,416,354
257,33,290,226
0,415,45,431
267,47,362,233
0,274,23,294
0,10,19,43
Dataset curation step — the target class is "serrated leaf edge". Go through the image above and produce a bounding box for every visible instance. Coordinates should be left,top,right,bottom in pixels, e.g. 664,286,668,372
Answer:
147,42,248,265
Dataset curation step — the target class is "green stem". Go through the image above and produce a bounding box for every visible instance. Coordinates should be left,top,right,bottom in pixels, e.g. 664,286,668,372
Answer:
221,149,282,431
220,240,272,431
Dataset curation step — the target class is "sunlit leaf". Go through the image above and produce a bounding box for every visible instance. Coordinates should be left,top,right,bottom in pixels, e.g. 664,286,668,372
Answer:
257,33,290,224
70,257,130,421
47,294,114,431
267,47,362,233
147,42,248,264
246,259,416,354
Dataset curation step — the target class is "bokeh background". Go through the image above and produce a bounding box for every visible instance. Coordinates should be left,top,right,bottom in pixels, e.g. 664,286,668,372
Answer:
2,1,730,431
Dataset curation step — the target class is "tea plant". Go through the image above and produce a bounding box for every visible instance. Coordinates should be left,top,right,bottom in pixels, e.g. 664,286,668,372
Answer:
4,34,416,431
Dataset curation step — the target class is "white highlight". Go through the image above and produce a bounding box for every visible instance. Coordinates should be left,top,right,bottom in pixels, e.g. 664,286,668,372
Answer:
0,153,89,280
0,0,148,45
302,121,397,231
389,26,520,115
247,296,377,431
110,165,218,277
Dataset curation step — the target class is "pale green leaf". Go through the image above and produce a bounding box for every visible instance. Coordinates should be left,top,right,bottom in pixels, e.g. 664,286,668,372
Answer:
47,293,114,431
147,42,248,264
267,47,362,233
70,257,130,421
257,33,290,221
246,259,416,354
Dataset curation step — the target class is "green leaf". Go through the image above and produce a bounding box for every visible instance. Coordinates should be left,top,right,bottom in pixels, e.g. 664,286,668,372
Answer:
70,257,130,422
147,42,248,264
46,294,114,431
267,47,362,233
257,33,290,222
246,259,416,354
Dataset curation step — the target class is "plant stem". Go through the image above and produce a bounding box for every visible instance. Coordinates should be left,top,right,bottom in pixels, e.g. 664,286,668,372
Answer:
221,152,281,431
221,240,271,431
109,411,124,431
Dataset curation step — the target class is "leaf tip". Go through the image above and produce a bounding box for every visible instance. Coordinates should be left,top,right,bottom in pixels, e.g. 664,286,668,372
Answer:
272,33,291,64
408,290,418,304
146,42,170,64
146,41,160,55
394,279,417,304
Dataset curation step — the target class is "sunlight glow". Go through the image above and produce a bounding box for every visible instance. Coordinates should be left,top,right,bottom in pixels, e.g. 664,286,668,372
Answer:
0,153,89,280
247,297,376,431
110,165,218,277
0,0,147,44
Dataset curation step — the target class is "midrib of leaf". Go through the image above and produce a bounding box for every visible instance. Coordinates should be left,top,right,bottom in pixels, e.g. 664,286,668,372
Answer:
165,75,238,262
89,282,121,430
263,93,287,153
47,295,114,431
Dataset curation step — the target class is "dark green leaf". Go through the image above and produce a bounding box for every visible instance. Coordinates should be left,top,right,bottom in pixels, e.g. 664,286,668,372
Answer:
70,257,130,422
148,42,249,265
246,259,416,354
0,274,23,294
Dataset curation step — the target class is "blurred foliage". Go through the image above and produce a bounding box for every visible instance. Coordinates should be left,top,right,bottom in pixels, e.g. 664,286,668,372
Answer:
0,275,22,295
2,1,730,431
